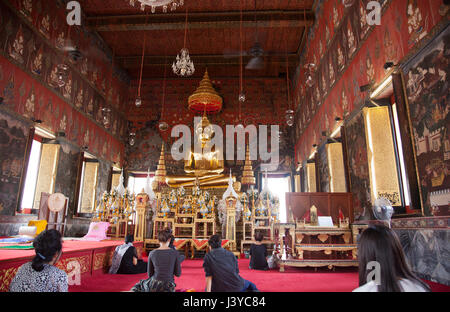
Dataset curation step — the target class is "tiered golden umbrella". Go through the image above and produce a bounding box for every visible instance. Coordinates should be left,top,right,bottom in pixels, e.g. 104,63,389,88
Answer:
241,144,256,185
188,69,223,114
153,143,167,186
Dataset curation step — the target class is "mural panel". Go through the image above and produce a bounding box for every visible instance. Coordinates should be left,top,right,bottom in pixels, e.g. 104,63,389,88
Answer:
345,110,372,219
0,110,29,215
403,25,450,216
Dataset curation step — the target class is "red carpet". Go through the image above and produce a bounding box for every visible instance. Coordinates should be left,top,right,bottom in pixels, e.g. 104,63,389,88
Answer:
67,258,450,292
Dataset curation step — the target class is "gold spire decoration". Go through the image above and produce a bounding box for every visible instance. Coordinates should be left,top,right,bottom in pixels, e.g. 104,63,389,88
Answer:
188,69,223,114
154,143,167,185
241,144,256,185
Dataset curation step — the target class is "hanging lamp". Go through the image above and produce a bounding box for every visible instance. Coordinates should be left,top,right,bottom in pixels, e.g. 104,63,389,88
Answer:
172,5,194,76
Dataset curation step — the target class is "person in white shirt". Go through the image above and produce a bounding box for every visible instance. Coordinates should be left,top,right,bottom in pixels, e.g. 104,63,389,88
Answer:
353,224,430,292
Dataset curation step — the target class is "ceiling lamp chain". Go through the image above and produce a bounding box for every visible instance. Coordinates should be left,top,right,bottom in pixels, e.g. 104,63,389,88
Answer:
238,4,245,105
285,42,294,127
136,14,150,107
172,5,194,76
159,60,169,131
129,0,184,13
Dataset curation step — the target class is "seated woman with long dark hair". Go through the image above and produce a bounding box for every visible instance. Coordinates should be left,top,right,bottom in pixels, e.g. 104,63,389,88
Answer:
144,228,181,292
109,234,147,274
353,224,430,292
9,229,68,292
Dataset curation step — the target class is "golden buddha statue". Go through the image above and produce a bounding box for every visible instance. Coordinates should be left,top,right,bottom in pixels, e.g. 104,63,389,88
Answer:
164,69,238,188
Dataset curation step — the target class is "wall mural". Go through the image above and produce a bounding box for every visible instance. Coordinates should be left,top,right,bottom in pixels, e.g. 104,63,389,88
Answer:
54,141,80,217
0,0,128,165
126,121,165,172
403,25,450,217
345,110,372,219
94,159,112,211
0,110,29,215
294,0,447,164
127,78,290,143
317,143,330,193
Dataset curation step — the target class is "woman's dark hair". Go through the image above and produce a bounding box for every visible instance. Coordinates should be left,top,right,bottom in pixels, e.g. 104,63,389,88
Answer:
254,231,264,242
358,224,430,292
208,234,222,249
157,228,172,243
125,234,134,244
32,229,62,272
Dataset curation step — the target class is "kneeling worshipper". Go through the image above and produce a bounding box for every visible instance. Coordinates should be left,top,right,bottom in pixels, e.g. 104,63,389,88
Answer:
109,235,147,274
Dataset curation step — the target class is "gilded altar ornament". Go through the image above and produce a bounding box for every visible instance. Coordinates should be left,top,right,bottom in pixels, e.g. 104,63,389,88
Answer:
207,198,214,215
255,199,267,217
217,172,242,249
241,193,252,221
241,144,256,186
188,69,222,114
160,197,170,218
154,143,168,187
271,197,280,222
169,189,178,209
199,202,209,219
181,197,191,214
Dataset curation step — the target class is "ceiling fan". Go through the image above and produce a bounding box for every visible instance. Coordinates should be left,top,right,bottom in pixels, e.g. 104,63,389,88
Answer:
59,37,83,62
223,0,268,70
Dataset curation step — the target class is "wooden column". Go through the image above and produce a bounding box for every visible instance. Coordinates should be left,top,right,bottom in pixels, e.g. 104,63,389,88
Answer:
391,73,422,212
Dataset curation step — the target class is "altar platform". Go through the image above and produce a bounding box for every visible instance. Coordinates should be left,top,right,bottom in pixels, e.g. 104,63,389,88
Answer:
0,239,144,292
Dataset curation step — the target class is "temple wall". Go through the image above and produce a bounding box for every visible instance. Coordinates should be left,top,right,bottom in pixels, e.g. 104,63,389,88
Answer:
291,0,449,283
0,0,128,165
0,0,129,236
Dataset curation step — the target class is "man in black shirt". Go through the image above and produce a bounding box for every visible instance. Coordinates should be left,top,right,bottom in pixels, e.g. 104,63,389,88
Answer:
203,234,258,292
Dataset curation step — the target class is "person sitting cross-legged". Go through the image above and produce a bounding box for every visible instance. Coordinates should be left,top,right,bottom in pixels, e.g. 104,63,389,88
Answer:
249,231,269,270
109,234,147,275
203,234,258,292
131,228,181,292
